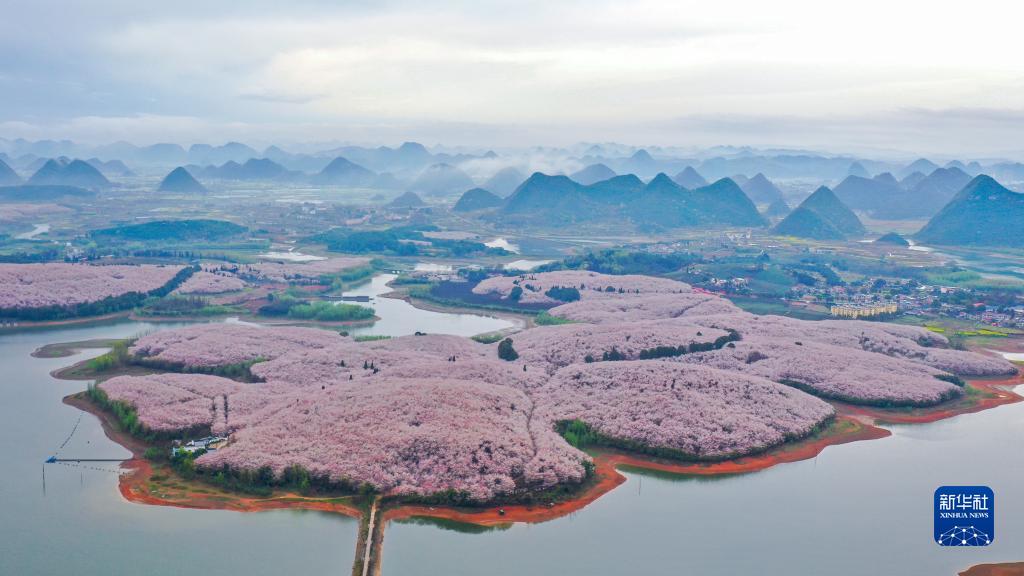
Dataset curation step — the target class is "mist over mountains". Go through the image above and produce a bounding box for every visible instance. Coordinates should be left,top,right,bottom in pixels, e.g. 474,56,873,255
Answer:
4,138,1024,185
3,135,1024,247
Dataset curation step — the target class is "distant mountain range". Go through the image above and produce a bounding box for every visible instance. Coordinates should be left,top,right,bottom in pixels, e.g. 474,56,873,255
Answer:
499,172,764,229
833,167,972,219
673,166,707,189
312,157,379,186
188,142,260,166
899,171,926,189
899,158,940,179
482,167,527,197
773,186,864,240
875,232,909,246
28,158,111,189
318,142,491,175
739,173,784,204
87,158,134,177
570,163,617,186
833,174,902,214
0,158,21,186
773,206,846,240
763,198,791,219
453,188,504,212
915,175,1024,247
900,168,973,217
408,163,475,196
386,190,427,209
4,137,1024,210
159,167,207,193
193,158,299,182
181,155,406,190
847,162,870,178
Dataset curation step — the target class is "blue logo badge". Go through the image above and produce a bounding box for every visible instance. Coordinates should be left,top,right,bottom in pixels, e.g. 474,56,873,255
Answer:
934,486,994,546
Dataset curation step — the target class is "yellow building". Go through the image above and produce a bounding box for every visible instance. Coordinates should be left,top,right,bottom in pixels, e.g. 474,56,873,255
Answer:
830,302,898,319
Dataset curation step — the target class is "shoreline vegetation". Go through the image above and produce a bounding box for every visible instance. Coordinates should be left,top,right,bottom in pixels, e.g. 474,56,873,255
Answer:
59,375,1022,522
37,278,1024,575
41,303,1024,518
53,337,1023,575
61,376,1022,575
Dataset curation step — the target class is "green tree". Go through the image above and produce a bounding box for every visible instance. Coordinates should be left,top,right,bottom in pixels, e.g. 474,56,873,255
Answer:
497,338,519,361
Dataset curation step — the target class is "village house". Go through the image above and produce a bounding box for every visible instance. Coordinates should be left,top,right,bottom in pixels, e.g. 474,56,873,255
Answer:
171,436,228,457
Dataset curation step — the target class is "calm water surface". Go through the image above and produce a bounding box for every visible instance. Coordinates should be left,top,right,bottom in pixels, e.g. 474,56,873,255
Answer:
383,395,1024,575
0,321,357,576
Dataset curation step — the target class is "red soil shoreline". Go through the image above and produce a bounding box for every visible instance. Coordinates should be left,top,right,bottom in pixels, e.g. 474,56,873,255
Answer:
382,414,888,527
840,377,1023,426
64,392,363,519
960,563,1024,576
63,373,1023,528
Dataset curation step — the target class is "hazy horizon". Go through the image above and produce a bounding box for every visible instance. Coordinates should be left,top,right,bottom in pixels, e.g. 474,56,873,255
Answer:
2,1,1024,158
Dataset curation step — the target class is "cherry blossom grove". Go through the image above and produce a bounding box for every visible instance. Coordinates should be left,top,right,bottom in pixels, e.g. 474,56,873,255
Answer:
236,257,370,283
98,271,1017,502
534,361,835,459
673,337,962,406
130,323,352,368
510,320,730,373
472,270,694,305
548,292,742,323
173,271,247,295
101,373,245,434
0,263,184,309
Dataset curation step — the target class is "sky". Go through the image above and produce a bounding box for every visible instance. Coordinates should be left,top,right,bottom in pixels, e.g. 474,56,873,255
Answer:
2,0,1023,158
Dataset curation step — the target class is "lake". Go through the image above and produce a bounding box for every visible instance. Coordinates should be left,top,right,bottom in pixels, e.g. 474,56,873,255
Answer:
1,291,1020,575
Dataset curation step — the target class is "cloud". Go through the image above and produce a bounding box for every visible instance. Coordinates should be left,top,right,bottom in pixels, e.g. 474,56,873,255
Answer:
1,0,1023,157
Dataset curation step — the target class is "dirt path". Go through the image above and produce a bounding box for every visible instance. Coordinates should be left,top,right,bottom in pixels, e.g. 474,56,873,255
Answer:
361,497,380,576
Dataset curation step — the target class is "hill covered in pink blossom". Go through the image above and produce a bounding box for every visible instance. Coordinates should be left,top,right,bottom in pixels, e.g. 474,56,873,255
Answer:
173,271,247,295
130,323,351,368
99,271,1016,502
237,257,369,283
0,263,184,310
473,270,692,305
